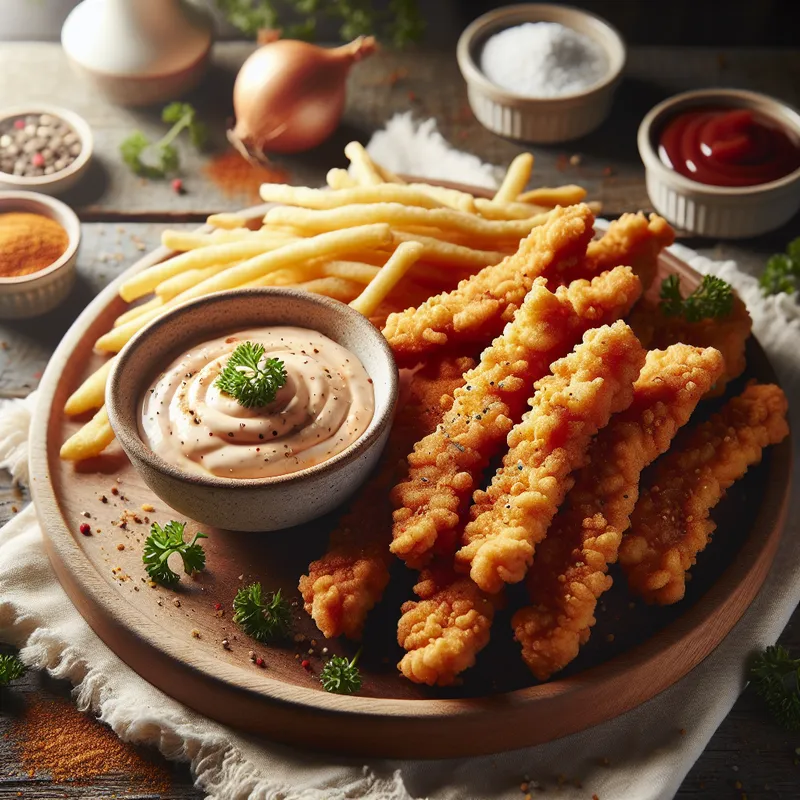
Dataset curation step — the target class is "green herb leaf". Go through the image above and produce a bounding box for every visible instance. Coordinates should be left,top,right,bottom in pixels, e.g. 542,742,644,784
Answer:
320,646,362,694
0,654,26,686
142,521,208,586
659,274,734,322
215,342,287,408
233,583,292,642
751,645,800,730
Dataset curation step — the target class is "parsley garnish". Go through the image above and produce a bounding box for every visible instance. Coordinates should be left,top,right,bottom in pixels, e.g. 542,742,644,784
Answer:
659,274,734,322
0,654,25,686
215,342,287,408
760,237,800,297
320,646,363,694
233,583,292,642
120,102,207,179
142,521,208,586
751,645,800,730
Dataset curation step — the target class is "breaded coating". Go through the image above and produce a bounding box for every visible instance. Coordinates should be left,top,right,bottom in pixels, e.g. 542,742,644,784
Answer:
397,563,496,686
620,382,789,605
382,204,595,366
298,356,474,639
456,321,647,594
581,212,675,291
629,294,752,397
512,345,725,680
390,266,643,568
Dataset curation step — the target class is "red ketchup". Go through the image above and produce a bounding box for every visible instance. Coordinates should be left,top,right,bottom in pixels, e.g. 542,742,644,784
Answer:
658,107,800,187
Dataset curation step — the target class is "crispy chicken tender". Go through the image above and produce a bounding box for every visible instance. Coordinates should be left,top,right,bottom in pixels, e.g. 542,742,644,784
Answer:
512,345,725,680
581,212,675,291
389,266,643,568
629,294,752,398
456,321,647,594
382,204,595,366
620,382,789,605
298,356,474,640
396,563,496,686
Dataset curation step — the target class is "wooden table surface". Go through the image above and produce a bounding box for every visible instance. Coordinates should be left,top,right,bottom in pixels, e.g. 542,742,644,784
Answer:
1,41,799,799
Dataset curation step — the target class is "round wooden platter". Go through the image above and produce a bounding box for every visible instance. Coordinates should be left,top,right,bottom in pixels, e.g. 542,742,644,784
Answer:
30,196,791,759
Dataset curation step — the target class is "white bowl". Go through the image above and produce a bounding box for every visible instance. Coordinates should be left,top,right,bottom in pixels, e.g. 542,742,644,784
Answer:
638,89,800,238
0,104,93,196
457,3,626,144
0,191,80,319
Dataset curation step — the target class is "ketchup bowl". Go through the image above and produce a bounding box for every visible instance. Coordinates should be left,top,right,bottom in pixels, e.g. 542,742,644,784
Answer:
638,88,800,238
106,288,398,532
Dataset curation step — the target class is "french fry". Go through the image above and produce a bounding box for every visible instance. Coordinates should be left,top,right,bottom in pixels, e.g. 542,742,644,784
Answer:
113,296,164,328
97,224,394,353
259,184,446,211
298,277,364,303
264,203,550,243
517,184,587,206
320,261,380,284
60,406,115,461
474,197,550,220
493,152,534,202
155,262,244,300
162,228,295,251
350,241,423,316
344,141,383,186
326,167,357,189
243,264,320,288
404,183,476,213
393,231,506,270
375,163,406,184
207,212,250,229
64,359,116,416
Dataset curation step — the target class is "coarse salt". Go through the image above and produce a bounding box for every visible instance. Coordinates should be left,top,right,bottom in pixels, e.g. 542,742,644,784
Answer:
480,22,607,98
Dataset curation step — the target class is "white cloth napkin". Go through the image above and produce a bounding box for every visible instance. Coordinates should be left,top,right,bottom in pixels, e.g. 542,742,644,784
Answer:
2,115,799,800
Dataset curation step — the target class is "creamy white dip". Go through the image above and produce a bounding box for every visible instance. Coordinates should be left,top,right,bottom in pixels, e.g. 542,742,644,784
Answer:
140,327,375,479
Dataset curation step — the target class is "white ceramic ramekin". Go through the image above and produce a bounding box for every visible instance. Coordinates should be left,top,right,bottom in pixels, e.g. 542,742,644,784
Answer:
638,89,800,238
0,104,93,195
0,191,80,319
456,3,626,144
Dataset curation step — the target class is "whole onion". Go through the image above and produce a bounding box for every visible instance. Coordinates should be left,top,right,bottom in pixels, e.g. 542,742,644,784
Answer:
229,36,377,157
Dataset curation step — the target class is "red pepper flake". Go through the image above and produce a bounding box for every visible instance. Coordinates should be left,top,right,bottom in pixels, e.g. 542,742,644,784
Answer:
171,178,185,194
255,657,265,668
301,659,311,670
79,522,91,536
13,119,25,130
111,486,119,496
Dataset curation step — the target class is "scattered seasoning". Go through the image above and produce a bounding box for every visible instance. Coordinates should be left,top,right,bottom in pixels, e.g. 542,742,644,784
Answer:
301,659,311,670
255,656,265,668
141,503,155,513
79,522,91,536
204,149,288,201
0,213,69,278
222,638,231,651
116,543,125,551
171,177,185,194
191,629,201,639
0,113,81,178
81,510,91,518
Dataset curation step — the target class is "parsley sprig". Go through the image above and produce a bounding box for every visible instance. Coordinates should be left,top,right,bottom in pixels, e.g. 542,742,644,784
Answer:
760,237,800,297
659,274,734,322
215,342,287,408
320,646,363,695
751,645,800,730
120,102,207,179
142,521,208,586
233,583,292,642
0,654,26,686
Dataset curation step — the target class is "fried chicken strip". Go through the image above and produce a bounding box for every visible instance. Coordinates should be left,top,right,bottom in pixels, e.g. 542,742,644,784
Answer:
382,204,595,366
298,356,474,639
456,321,647,594
619,382,789,605
629,294,752,397
390,266,643,568
512,344,725,680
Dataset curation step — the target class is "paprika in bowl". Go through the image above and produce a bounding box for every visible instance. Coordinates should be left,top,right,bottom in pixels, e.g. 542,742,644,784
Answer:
0,191,80,319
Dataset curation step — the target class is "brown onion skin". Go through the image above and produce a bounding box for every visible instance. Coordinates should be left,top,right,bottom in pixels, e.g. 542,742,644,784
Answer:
231,37,376,156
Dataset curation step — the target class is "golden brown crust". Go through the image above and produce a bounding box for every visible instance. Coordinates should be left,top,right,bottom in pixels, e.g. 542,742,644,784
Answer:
512,344,725,680
619,382,789,605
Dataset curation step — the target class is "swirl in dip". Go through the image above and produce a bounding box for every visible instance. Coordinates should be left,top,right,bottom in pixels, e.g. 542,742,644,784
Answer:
140,327,375,479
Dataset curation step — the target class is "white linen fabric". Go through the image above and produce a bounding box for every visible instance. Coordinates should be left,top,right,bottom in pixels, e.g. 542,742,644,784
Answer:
1,116,799,800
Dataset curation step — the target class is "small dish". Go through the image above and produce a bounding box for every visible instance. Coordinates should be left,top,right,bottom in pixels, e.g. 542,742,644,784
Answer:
638,89,800,238
456,3,626,144
0,191,80,319
0,104,93,195
106,288,399,532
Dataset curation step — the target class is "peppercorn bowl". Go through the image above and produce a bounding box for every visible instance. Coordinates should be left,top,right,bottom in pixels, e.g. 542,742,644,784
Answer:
457,4,626,144
0,192,81,319
0,104,93,195
106,288,399,532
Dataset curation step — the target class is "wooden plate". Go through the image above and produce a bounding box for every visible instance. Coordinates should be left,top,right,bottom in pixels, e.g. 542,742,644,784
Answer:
30,198,791,759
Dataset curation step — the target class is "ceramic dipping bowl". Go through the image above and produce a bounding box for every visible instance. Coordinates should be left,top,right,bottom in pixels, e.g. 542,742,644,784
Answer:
106,288,398,532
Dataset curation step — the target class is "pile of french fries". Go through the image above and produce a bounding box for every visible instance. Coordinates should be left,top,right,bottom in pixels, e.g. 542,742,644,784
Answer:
60,143,591,462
